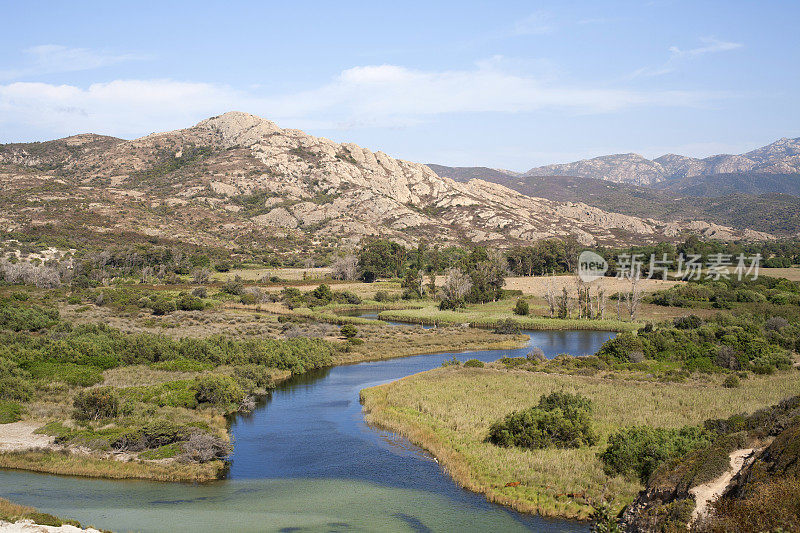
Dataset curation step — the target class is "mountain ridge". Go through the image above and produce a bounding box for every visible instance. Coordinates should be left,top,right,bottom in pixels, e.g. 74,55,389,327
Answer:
0,112,775,251
523,137,800,185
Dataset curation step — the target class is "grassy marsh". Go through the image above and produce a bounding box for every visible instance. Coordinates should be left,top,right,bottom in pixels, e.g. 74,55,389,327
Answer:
361,366,800,519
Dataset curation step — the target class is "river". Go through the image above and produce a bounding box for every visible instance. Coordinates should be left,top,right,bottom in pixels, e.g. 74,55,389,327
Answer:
0,326,614,532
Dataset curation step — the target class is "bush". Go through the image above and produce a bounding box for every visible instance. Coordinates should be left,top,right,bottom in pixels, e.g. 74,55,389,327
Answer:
0,303,60,331
27,362,104,387
441,355,461,367
488,391,597,449
232,364,273,391
222,279,244,296
176,293,204,311
673,315,703,329
464,359,485,368
149,299,176,315
374,290,391,302
493,318,521,335
340,324,358,339
194,375,245,408
722,374,741,388
179,431,232,463
0,401,23,424
599,425,711,482
527,347,547,362
513,299,530,316
73,387,120,421
0,358,33,401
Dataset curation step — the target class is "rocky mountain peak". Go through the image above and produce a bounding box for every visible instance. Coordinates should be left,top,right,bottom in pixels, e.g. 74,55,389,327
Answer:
195,111,282,147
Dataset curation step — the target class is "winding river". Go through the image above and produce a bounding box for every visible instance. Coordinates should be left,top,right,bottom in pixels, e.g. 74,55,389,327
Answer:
0,326,614,532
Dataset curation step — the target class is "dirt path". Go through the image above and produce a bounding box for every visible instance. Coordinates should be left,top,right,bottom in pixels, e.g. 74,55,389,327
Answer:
689,448,754,525
0,422,54,452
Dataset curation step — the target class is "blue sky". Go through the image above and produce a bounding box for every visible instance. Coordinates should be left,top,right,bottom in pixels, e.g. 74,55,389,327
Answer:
1,0,798,170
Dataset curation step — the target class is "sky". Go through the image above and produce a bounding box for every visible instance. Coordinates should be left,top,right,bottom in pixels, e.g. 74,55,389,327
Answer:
0,1,798,170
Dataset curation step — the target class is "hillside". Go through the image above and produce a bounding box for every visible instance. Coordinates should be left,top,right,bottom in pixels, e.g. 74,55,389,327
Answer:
523,137,800,186
654,172,800,197
0,112,771,251
429,167,800,236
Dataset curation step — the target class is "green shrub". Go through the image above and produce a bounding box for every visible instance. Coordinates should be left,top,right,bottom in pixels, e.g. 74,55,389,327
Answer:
0,401,23,424
488,391,597,449
120,380,198,409
232,364,273,391
0,358,33,401
27,362,104,387
149,299,176,315
0,303,60,331
73,387,120,421
464,359,485,368
493,318,521,335
176,293,204,311
513,299,530,316
722,374,741,388
340,324,358,339
194,375,245,407
441,356,461,367
599,425,711,482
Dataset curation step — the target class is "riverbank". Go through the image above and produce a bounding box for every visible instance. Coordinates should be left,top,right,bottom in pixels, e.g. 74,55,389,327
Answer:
360,365,800,520
0,323,524,484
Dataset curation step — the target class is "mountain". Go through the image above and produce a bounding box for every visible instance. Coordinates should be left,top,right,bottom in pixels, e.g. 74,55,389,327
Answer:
523,137,800,186
424,164,520,183
0,112,772,251
428,167,800,236
654,172,800,197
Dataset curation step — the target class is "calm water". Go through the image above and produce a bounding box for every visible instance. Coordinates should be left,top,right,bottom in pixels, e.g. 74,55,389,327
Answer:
0,327,614,532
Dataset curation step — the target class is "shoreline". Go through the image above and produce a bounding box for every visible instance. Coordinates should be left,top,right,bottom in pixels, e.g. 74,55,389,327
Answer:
377,308,640,333
0,327,529,484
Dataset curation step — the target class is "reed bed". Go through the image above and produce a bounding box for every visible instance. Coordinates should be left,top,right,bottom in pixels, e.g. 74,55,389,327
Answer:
361,366,800,519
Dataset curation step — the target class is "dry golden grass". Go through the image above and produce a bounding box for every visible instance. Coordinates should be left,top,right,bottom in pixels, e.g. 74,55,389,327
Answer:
361,366,800,519
760,267,800,281
0,497,36,519
0,449,226,482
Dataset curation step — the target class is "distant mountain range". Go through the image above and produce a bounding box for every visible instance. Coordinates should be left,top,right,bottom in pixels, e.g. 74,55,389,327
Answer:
521,137,800,186
428,137,800,236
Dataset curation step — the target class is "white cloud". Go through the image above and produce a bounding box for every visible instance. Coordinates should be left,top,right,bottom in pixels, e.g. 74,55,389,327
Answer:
668,38,742,58
0,62,732,141
629,37,743,78
0,45,147,80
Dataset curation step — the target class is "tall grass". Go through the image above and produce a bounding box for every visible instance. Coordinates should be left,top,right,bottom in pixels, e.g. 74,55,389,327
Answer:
361,367,800,519
0,449,226,482
379,306,640,332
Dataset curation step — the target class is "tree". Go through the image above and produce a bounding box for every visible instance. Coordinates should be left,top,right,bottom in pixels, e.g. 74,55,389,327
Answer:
357,240,407,280
513,299,530,316
440,268,472,308
543,273,558,318
331,254,358,281
401,268,424,299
